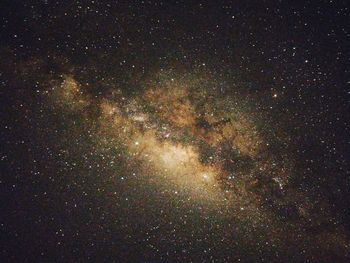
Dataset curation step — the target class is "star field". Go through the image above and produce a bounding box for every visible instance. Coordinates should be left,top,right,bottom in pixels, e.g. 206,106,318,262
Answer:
1,1,350,262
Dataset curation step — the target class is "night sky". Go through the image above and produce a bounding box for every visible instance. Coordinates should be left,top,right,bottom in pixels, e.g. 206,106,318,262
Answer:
1,1,350,262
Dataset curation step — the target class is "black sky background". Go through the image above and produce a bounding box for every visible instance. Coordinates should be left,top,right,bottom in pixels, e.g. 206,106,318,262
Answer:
1,1,350,262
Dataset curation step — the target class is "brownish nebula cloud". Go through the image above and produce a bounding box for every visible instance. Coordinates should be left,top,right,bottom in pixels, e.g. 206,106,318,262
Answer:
41,71,349,260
